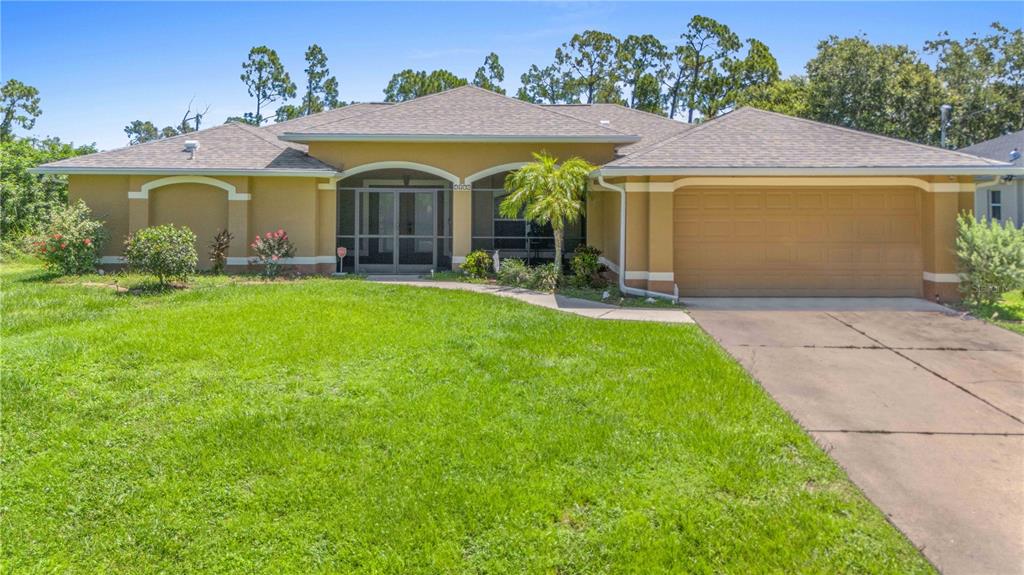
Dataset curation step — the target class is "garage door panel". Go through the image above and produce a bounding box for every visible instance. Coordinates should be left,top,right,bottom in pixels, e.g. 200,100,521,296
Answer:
674,187,923,297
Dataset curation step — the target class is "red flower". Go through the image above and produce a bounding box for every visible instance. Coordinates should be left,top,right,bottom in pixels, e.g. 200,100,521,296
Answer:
265,232,272,239
53,233,62,240
83,238,92,246
60,243,67,249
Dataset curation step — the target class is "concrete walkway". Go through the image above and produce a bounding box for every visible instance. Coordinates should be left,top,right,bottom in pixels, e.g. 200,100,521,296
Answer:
688,298,1024,575
366,277,693,324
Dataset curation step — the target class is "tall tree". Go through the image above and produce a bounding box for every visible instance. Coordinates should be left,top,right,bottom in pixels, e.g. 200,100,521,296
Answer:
666,16,742,122
618,34,667,111
299,44,340,115
383,69,467,102
473,52,506,94
516,64,574,104
925,22,1024,148
0,79,42,141
699,38,781,119
806,35,945,144
240,46,296,125
500,152,596,274
124,120,161,145
555,30,622,103
2,136,96,238
735,75,810,118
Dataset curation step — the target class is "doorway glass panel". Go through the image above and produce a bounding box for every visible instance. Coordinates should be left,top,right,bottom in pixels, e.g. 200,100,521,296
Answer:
352,189,437,273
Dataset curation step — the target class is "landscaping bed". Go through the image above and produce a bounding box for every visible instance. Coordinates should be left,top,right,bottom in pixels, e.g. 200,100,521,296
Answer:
2,260,932,573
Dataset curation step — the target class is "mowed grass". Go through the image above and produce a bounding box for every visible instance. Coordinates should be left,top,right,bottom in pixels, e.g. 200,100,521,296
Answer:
1,261,933,574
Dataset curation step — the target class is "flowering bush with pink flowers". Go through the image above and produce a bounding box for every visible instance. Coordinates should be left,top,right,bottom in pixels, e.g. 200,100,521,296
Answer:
33,200,107,275
250,228,295,278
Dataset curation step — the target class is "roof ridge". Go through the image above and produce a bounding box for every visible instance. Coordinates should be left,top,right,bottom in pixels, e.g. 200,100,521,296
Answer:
286,84,636,137
267,102,390,132
58,121,236,158
230,121,294,150
737,107,1009,166
605,108,738,164
286,85,477,133
561,102,693,126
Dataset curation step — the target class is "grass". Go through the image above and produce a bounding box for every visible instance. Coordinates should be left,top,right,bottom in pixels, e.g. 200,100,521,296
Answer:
1,259,933,574
425,271,679,308
966,290,1024,335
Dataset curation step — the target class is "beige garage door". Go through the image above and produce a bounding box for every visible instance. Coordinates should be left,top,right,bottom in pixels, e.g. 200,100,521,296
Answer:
674,187,923,297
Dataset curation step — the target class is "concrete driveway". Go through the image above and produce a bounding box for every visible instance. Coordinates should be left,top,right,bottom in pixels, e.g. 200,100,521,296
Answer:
687,298,1024,575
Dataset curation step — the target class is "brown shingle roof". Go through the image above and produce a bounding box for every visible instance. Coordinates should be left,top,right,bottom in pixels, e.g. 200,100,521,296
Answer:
542,103,692,154
262,102,391,136
603,107,1013,172
282,85,639,142
34,122,337,175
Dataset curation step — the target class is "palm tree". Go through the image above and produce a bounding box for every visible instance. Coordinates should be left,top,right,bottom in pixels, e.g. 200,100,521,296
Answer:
500,152,597,274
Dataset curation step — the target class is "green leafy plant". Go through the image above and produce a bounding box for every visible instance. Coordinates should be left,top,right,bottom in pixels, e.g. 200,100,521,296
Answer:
250,229,296,278
462,249,493,278
124,224,197,287
501,152,597,277
209,229,233,275
31,200,106,275
570,244,606,288
496,258,531,287
955,213,1024,306
530,262,561,292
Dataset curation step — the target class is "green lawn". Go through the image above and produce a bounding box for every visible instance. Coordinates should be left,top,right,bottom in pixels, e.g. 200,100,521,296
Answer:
967,290,1024,335
1,260,933,574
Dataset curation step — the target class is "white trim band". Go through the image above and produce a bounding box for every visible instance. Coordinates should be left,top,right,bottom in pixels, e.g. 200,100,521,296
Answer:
597,166,1023,177
131,176,250,201
452,256,467,264
227,256,337,265
336,161,461,185
624,271,674,281
923,271,961,283
465,162,530,184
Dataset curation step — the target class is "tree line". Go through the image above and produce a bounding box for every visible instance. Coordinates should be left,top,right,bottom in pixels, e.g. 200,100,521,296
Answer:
124,17,1021,149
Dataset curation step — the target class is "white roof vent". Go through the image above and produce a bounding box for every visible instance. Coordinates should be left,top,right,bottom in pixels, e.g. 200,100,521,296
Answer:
183,140,200,160
599,120,611,126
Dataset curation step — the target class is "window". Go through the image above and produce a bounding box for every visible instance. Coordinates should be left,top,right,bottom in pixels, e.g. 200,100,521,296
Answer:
990,190,1002,221
470,187,585,264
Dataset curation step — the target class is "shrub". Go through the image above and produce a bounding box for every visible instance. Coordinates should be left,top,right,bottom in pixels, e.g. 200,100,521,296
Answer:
496,258,531,287
570,244,605,287
32,200,106,275
462,249,493,278
250,229,296,278
209,229,233,274
530,262,561,292
124,224,197,286
955,213,1024,306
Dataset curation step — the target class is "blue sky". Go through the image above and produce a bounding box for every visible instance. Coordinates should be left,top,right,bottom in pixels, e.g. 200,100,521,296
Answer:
2,1,1019,150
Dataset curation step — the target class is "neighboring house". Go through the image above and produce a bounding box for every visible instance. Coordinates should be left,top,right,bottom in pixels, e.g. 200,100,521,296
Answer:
32,86,1021,301
959,130,1024,226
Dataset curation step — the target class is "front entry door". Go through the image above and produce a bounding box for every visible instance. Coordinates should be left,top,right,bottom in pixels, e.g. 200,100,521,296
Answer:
356,189,437,273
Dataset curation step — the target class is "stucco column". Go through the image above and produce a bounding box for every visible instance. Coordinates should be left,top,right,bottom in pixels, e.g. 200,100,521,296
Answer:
646,190,675,295
921,182,974,302
127,196,149,234
623,187,649,289
452,184,471,266
227,198,249,259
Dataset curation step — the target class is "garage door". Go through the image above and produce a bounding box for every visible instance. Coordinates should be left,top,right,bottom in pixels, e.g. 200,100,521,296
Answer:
673,187,923,297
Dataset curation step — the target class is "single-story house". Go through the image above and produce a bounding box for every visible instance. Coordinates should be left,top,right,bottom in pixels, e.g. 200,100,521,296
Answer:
959,130,1023,226
33,86,1022,301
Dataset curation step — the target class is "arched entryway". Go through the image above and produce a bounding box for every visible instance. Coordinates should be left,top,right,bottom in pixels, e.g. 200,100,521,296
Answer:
335,164,456,274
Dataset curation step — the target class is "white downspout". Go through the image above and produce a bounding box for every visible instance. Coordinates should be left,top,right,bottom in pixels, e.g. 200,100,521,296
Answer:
596,174,677,301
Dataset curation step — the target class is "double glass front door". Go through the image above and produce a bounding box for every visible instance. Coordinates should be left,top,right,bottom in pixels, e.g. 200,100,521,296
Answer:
357,189,437,273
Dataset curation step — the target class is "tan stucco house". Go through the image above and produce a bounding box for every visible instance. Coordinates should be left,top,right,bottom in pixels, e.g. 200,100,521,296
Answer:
33,86,1022,301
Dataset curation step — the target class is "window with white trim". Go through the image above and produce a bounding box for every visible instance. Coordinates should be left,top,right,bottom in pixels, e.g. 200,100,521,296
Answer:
990,189,1002,221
